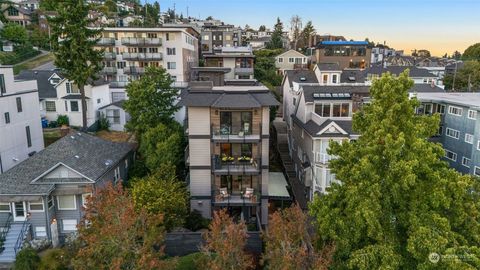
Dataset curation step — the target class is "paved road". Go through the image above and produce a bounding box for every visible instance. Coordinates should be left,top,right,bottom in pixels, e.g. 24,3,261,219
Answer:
34,60,56,70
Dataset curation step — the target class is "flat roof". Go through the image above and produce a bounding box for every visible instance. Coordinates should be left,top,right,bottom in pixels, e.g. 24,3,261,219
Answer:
268,172,291,198
321,41,369,45
415,92,480,109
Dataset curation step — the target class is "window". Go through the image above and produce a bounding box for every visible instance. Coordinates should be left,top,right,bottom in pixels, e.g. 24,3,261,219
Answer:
322,74,328,84
278,57,283,63
51,78,60,84
465,133,474,144
107,109,120,124
436,104,445,114
448,106,463,116
332,74,338,84
47,196,54,209
462,157,471,168
16,97,22,112
167,48,176,55
70,101,79,112
288,57,294,63
478,140,480,150
203,35,209,41
436,125,443,136
468,110,477,120
82,193,92,208
445,128,460,139
57,195,77,210
315,103,331,117
35,226,47,238
117,61,126,69
0,74,5,94
62,219,77,231
4,112,10,124
475,166,480,176
64,100,68,111
45,101,56,112
166,33,171,41
7,6,18,16
0,203,10,212
167,62,176,69
445,150,457,161
114,167,120,183
293,98,296,106
225,35,231,41
66,82,72,93
29,200,44,212
97,98,101,104
26,126,32,147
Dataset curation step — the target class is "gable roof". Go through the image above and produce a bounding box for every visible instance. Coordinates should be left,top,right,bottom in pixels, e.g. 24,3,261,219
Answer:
276,49,306,58
291,115,355,137
284,70,318,87
316,63,341,71
365,66,437,78
99,100,126,110
15,70,63,99
0,132,133,195
179,89,279,108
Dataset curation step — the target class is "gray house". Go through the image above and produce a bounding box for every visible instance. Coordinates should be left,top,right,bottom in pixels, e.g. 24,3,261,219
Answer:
0,132,134,262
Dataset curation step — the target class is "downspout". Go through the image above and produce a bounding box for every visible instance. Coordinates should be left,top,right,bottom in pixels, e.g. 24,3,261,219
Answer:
44,195,51,240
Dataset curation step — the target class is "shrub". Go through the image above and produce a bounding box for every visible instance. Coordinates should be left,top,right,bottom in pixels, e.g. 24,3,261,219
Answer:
97,112,110,131
56,115,69,126
48,121,58,128
175,252,209,270
38,248,69,270
14,247,40,270
184,210,210,231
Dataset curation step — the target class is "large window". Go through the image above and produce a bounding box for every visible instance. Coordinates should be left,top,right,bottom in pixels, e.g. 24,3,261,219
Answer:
220,175,254,194
220,143,252,159
0,74,5,94
45,101,56,112
315,103,331,117
167,48,176,55
445,149,457,161
4,112,10,124
465,133,474,144
315,103,349,117
219,111,252,135
57,195,76,210
448,106,463,116
29,200,44,212
445,128,460,139
462,157,471,168
167,62,176,69
475,167,480,177
107,109,120,124
62,219,78,231
468,110,477,120
70,101,79,112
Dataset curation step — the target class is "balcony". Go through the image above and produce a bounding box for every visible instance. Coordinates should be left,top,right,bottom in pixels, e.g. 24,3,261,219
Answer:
97,37,115,46
104,52,117,60
234,67,254,75
109,81,129,88
212,155,261,175
211,123,261,142
121,37,162,46
123,67,145,75
316,152,331,164
212,188,260,206
293,63,308,69
101,67,117,75
121,52,163,61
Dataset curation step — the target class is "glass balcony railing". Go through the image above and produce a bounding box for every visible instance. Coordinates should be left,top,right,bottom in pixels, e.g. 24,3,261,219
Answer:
123,67,145,74
121,37,162,46
97,38,115,46
212,155,261,175
121,52,163,61
211,123,261,141
212,187,260,205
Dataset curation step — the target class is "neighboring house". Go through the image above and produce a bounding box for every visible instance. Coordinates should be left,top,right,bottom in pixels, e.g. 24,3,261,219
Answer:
0,66,44,174
370,45,398,64
315,41,372,69
98,100,130,132
180,81,280,226
365,66,442,86
15,70,112,128
199,22,242,54
18,0,40,11
2,5,32,27
416,92,480,177
0,132,134,255
203,46,255,81
247,36,289,50
275,50,308,73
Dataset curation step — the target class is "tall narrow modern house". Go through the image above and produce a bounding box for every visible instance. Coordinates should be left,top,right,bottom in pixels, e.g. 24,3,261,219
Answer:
180,82,279,226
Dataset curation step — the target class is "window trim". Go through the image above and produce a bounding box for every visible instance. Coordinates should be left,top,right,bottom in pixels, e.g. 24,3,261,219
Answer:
475,166,480,177
477,140,480,151
448,105,463,116
56,195,77,210
444,149,457,161
45,101,56,112
445,128,460,139
465,133,474,144
0,202,10,212
28,199,44,212
62,219,78,232
462,157,471,168
468,110,477,120
35,226,47,238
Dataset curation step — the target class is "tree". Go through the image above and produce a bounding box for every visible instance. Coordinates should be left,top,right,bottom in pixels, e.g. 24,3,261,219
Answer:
462,43,480,60
253,49,284,87
48,0,103,130
15,247,41,270
262,204,335,270
258,25,266,32
131,163,189,231
123,66,178,136
201,209,254,270
73,182,174,269
30,26,50,49
0,23,28,44
103,0,117,13
206,16,213,20
443,61,480,91
452,50,462,60
143,1,160,27
301,20,316,48
39,0,60,11
309,70,480,269
266,17,284,50
290,15,302,50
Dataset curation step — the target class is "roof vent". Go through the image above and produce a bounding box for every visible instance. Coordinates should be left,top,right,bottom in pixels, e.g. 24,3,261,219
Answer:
105,159,113,166
70,136,75,139
77,133,82,136
74,155,80,159
299,77,306,81
348,76,356,81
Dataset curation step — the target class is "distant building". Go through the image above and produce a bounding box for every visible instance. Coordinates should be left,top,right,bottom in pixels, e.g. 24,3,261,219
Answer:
315,41,372,69
0,66,44,174
199,22,242,54
203,46,255,82
1,4,32,27
275,49,308,73
247,36,289,50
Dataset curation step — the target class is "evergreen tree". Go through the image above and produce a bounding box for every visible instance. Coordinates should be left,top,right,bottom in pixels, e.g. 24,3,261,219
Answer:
301,20,316,48
310,71,480,269
48,0,103,130
266,17,284,50
462,43,480,61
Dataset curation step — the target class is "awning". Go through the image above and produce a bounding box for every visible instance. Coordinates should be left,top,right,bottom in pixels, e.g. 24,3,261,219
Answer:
268,172,291,199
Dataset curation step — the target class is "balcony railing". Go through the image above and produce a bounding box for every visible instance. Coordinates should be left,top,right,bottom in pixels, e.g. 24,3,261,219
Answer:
293,63,309,69
212,188,260,205
234,67,254,75
121,52,163,61
97,37,115,46
316,152,332,164
104,52,117,60
212,155,261,175
211,123,261,142
123,66,145,74
109,81,129,88
121,37,162,46
101,67,117,74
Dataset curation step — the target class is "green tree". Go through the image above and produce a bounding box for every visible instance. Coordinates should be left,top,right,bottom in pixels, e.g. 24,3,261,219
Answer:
39,0,60,11
462,43,480,60
267,17,284,50
131,163,189,231
30,26,50,49
301,20,316,48
309,70,480,269
103,0,117,13
0,23,28,44
452,50,462,60
143,1,160,27
443,61,480,91
253,49,283,87
48,0,104,130
15,247,40,270
259,25,266,31
124,66,178,136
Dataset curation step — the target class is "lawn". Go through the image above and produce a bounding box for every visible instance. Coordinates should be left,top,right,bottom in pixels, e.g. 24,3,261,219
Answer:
96,130,133,143
43,129,62,146
13,53,55,74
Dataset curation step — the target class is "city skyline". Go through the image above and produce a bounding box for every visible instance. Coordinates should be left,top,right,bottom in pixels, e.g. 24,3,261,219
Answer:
154,0,480,56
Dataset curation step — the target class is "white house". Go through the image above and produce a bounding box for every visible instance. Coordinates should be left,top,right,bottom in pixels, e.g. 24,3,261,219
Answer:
275,50,308,74
0,66,44,173
98,100,129,131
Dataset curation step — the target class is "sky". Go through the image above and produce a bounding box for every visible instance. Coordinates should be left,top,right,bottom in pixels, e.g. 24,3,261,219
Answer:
148,0,480,56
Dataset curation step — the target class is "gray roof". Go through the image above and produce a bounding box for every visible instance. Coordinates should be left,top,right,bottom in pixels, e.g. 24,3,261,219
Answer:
179,89,279,108
340,69,366,83
415,92,480,109
292,115,355,137
62,94,89,100
15,70,63,99
99,100,126,110
316,63,341,71
284,70,319,87
0,132,133,195
365,66,437,78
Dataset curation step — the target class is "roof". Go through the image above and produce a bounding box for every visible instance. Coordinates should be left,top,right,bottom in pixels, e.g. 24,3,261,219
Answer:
340,69,366,83
284,70,319,87
0,132,133,195
316,63,341,71
268,172,291,199
62,94,89,100
99,100,126,110
415,92,480,109
292,115,355,137
3,5,33,16
179,88,279,108
317,41,369,48
366,66,437,78
276,49,306,58
15,70,63,99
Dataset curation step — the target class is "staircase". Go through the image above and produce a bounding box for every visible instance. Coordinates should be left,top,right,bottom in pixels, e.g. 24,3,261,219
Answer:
0,223,29,263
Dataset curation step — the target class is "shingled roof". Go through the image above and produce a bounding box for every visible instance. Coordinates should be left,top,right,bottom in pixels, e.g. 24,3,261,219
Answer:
365,66,437,78
179,88,279,108
284,70,319,87
15,70,62,99
291,115,355,137
0,132,133,195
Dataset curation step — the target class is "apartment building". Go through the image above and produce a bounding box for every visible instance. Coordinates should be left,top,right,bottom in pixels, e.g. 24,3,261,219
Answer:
0,66,44,174
315,41,372,69
204,46,255,81
95,26,199,89
416,92,480,177
180,82,279,226
200,23,242,54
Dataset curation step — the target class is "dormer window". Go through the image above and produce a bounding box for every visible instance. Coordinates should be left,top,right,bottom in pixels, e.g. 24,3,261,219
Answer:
332,74,338,84
51,78,60,84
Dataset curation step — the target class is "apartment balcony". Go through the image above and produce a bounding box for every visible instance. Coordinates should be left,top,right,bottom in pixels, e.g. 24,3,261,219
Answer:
212,188,260,206
97,37,115,46
211,123,261,142
109,81,129,88
234,67,254,75
293,63,309,69
121,52,163,61
212,155,261,175
316,152,332,164
104,52,117,60
121,37,162,46
101,67,117,75
123,66,145,75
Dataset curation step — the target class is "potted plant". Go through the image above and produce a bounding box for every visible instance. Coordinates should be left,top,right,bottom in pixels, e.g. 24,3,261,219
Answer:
238,156,252,162
221,154,234,163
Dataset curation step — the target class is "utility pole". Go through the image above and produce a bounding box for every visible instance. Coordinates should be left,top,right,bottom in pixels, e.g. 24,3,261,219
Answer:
187,6,189,18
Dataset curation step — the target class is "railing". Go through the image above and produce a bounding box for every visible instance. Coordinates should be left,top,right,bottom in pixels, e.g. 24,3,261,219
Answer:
0,213,13,252
212,155,261,174
316,152,331,164
97,37,115,46
14,218,30,255
109,81,129,88
121,52,163,61
234,67,254,75
212,189,260,205
211,123,262,141
101,67,117,74
293,63,308,69
123,67,145,74
121,37,162,46
104,52,117,60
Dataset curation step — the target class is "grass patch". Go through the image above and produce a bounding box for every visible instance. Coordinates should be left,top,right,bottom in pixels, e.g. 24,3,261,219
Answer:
43,129,62,146
174,252,208,270
14,53,55,74
96,130,132,143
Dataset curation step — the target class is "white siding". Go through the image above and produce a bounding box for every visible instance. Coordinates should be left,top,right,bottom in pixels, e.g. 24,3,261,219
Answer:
44,165,83,179
189,139,211,166
189,169,211,196
261,139,269,166
188,107,210,135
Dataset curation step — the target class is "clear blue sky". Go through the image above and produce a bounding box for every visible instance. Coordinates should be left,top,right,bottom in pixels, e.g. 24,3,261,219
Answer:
148,0,480,56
